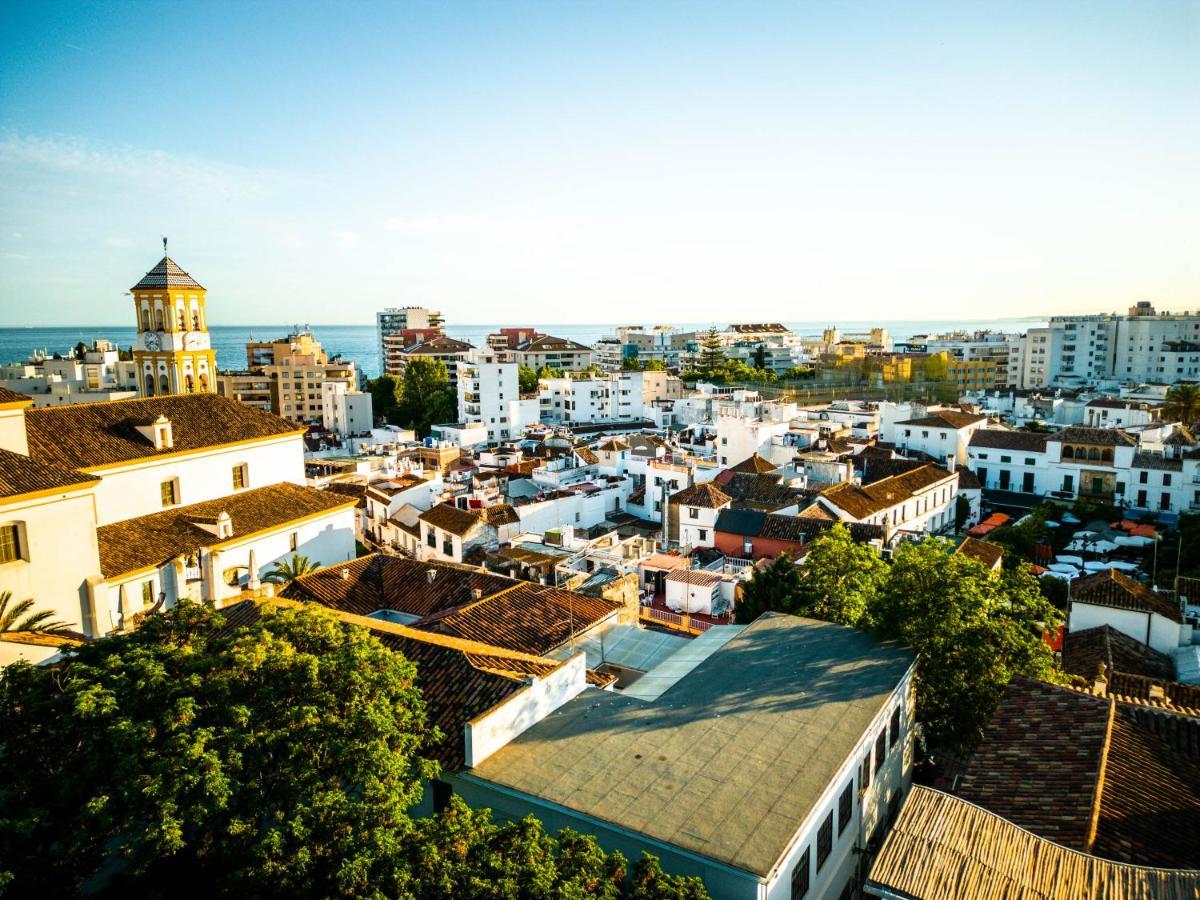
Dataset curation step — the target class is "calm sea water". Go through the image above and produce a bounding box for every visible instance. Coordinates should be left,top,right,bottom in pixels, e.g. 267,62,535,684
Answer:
0,319,1047,380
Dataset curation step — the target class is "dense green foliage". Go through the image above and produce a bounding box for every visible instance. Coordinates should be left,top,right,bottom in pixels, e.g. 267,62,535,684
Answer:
0,602,435,897
621,357,668,372
738,527,1064,753
0,603,711,899
368,373,403,424
398,796,708,899
518,363,540,394
697,326,725,374
397,357,457,438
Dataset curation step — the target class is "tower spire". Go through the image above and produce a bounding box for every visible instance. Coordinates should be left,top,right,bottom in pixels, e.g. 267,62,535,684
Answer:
162,235,168,257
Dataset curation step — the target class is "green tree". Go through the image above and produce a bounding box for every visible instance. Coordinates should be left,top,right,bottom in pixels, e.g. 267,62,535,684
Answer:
736,553,804,624
536,364,564,380
791,525,887,626
367,373,403,424
396,795,708,899
263,553,320,585
397,357,457,438
698,327,725,375
518,364,540,394
0,602,435,897
0,591,71,635
752,345,767,370
1163,382,1200,426
869,540,1063,753
643,358,667,371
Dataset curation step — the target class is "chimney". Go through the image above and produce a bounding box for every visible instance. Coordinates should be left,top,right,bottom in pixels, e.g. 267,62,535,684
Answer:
472,588,483,600
1093,662,1109,697
1148,683,1166,702
341,567,350,581
426,569,437,583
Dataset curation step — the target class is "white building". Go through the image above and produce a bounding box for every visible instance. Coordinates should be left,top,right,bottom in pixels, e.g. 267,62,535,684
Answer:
1067,568,1190,658
539,371,648,426
0,390,357,658
814,464,959,541
1009,304,1200,388
321,380,374,437
0,341,140,407
669,482,732,549
886,410,988,466
457,352,540,442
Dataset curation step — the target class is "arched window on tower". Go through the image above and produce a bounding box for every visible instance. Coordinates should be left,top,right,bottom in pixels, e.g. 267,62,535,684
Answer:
199,373,209,392
192,309,201,331
185,374,194,393
144,374,155,396
153,307,164,331
141,307,151,331
159,373,170,395
176,304,185,330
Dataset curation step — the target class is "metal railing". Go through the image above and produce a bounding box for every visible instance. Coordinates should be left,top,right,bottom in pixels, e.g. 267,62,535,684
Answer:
639,606,717,634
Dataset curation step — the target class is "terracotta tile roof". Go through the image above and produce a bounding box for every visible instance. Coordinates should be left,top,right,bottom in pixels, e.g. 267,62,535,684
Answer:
96,483,353,577
414,582,620,655
665,569,724,587
401,334,473,353
130,255,205,290
858,457,926,485
896,411,987,429
515,334,592,353
957,677,1108,853
867,785,1200,900
955,536,1004,570
1087,397,1152,411
957,676,1200,868
418,502,516,536
1054,426,1138,447
1132,452,1182,471
574,447,599,465
718,472,805,509
0,448,99,502
670,481,731,508
25,394,300,471
968,429,1050,452
1062,625,1173,682
1071,569,1182,623
955,464,981,490
727,453,777,474
322,481,368,508
596,437,630,452
1164,426,1195,446
282,554,515,617
820,464,954,520
0,386,33,406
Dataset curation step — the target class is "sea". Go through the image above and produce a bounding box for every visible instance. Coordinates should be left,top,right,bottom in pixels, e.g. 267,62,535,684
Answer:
0,319,1048,380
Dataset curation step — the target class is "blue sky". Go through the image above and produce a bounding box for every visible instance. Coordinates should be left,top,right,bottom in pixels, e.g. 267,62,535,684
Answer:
0,0,1196,326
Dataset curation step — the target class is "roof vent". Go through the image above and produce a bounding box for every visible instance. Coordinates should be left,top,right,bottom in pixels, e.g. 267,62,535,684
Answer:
341,567,350,581
472,587,483,600
427,569,437,583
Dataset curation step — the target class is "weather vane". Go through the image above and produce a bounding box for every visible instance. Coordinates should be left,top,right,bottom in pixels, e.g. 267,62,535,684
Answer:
162,235,168,255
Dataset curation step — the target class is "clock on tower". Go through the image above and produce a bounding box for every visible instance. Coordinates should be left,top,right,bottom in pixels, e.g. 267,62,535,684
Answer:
130,239,217,397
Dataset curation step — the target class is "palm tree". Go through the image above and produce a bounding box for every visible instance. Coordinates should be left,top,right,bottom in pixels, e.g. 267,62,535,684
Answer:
1162,383,1200,426
0,591,71,635
263,554,320,585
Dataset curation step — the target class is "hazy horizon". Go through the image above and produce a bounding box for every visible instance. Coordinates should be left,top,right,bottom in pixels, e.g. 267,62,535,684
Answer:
2,1,1196,326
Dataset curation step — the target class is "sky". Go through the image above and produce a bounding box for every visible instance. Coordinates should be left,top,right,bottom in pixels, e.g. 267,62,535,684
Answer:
0,1,1196,327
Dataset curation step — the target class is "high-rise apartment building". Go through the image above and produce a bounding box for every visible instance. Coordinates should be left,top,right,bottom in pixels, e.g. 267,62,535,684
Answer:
376,307,445,374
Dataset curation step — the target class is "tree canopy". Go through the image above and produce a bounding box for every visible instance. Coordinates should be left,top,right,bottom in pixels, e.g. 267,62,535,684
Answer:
518,364,540,394
0,602,711,899
367,373,403,425
396,357,457,438
0,602,434,897
738,529,1064,754
1163,382,1200,426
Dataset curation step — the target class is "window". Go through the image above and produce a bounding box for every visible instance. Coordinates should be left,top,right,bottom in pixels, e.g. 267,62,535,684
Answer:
817,812,833,870
1163,474,1172,487
889,706,901,747
838,781,853,835
698,528,708,541
426,530,436,548
443,537,453,556
1139,471,1148,484
861,752,871,790
232,464,247,490
160,479,178,507
432,779,453,813
290,532,299,552
874,731,886,774
0,523,24,564
689,507,699,519
790,847,810,899
141,580,154,607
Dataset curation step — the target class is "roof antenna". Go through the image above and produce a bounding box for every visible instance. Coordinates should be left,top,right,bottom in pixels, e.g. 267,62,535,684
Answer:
162,235,168,256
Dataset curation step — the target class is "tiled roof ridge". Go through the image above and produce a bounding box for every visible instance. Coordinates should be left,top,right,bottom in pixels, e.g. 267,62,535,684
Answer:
413,581,527,626
1085,698,1117,852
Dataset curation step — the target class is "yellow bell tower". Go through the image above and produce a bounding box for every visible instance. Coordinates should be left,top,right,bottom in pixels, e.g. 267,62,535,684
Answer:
131,239,217,396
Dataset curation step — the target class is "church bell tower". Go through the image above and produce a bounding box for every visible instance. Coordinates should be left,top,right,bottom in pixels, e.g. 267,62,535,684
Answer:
131,239,217,396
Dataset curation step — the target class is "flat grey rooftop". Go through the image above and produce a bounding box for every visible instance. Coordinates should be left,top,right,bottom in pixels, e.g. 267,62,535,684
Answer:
468,613,914,879
550,622,691,671
621,625,744,701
